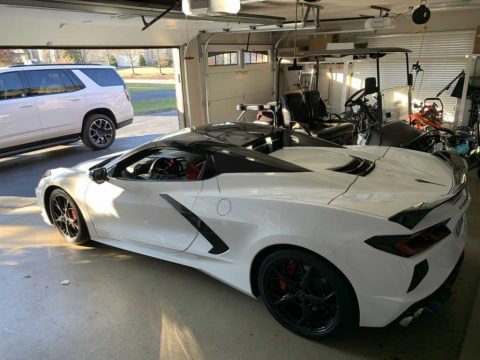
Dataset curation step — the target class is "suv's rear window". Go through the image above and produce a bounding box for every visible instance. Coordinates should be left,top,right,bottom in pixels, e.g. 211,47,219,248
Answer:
80,68,124,87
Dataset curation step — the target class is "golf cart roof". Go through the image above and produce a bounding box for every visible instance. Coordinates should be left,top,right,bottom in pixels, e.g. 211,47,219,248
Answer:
277,47,411,59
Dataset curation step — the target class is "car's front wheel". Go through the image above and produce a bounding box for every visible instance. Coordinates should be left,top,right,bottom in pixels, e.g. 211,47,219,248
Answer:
81,114,116,150
258,250,356,339
49,189,90,245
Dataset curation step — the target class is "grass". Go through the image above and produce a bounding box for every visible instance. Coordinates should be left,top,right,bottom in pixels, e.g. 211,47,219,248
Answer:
127,83,175,93
127,82,177,115
117,66,175,79
132,98,177,114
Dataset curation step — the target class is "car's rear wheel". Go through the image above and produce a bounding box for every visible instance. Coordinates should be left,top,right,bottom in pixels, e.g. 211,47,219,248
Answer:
81,114,116,150
258,250,356,339
49,189,89,245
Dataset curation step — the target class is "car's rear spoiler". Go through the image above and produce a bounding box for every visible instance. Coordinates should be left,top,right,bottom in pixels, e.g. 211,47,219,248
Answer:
389,151,467,229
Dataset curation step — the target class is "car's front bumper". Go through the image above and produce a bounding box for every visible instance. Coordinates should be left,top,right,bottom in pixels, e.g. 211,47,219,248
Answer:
35,179,52,225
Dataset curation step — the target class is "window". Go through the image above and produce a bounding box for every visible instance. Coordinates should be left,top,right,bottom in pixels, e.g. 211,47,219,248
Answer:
0,72,25,100
208,52,238,66
244,51,269,65
25,70,73,96
113,148,209,181
64,70,85,91
80,68,124,87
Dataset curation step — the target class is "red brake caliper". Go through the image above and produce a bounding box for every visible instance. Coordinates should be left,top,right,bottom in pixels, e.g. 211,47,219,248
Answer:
280,260,296,292
69,209,77,221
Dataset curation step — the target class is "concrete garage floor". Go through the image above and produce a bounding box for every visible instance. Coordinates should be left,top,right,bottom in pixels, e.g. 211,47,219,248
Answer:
1,116,479,360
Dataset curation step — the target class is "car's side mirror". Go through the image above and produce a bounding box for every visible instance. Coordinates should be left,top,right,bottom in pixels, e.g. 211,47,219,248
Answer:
89,168,108,184
364,77,377,95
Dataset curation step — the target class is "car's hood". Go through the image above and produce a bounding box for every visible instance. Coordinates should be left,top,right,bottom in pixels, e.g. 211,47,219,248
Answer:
271,146,456,218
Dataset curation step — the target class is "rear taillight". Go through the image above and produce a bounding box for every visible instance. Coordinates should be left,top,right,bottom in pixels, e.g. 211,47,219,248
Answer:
124,85,131,102
365,220,451,257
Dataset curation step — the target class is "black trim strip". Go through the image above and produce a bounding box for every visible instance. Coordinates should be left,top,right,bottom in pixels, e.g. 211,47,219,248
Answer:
0,134,79,158
160,194,229,255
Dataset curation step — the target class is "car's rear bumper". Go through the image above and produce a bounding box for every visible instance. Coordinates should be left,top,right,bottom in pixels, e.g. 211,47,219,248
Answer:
338,211,469,327
117,118,133,129
397,251,464,324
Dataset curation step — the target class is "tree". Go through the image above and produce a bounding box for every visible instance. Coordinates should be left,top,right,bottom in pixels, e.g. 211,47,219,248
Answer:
59,49,89,64
60,49,82,63
0,49,16,66
151,48,173,75
138,54,146,67
106,52,118,67
121,49,138,75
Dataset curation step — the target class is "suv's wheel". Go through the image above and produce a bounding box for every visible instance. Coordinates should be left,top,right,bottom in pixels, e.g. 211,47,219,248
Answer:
49,189,90,245
258,250,356,339
81,114,116,150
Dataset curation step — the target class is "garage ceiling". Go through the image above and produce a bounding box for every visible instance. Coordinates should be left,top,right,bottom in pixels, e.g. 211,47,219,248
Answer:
242,0,480,20
0,0,479,47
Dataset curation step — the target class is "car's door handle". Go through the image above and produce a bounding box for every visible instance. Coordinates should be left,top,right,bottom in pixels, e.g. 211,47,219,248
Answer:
70,98,82,102
19,104,33,108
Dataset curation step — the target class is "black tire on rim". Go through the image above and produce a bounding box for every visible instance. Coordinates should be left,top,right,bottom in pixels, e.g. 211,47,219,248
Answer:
49,189,90,245
81,114,116,150
258,250,356,339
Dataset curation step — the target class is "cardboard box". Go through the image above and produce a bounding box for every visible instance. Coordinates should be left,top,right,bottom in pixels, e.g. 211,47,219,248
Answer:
474,26,480,55
308,34,336,51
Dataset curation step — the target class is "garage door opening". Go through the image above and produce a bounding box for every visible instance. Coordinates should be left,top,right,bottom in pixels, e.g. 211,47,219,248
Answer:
1,47,182,122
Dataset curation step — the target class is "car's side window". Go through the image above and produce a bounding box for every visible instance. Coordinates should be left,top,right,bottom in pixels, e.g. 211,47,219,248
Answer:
25,70,74,96
0,72,26,100
113,148,209,182
80,69,124,87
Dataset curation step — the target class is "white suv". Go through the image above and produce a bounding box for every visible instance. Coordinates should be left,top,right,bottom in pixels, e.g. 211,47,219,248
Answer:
0,64,133,157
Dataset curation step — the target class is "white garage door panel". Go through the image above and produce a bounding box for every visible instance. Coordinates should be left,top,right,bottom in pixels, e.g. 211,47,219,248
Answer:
207,63,273,123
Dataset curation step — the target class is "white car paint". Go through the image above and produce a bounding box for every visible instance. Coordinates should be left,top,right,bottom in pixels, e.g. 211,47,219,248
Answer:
0,65,133,152
36,127,469,329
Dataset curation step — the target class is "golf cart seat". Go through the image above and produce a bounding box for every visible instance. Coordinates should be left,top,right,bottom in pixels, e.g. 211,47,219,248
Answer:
303,90,346,123
281,92,354,145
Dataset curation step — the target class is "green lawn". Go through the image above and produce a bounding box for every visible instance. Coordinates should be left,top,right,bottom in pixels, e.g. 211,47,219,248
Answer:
132,98,177,114
127,83,175,93
127,83,177,114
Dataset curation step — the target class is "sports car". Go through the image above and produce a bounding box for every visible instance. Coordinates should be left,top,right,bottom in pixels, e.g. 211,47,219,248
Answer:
36,123,469,339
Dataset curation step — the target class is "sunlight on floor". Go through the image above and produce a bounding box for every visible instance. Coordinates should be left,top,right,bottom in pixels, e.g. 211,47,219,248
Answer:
159,309,203,360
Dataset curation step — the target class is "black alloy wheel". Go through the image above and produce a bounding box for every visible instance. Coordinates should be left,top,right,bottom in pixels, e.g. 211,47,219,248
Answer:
49,189,89,244
259,250,355,339
81,114,116,150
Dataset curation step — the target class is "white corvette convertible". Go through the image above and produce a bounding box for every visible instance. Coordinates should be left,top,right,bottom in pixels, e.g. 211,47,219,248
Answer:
36,123,469,339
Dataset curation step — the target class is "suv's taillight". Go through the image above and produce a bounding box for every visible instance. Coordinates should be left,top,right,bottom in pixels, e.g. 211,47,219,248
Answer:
124,85,131,102
365,220,451,257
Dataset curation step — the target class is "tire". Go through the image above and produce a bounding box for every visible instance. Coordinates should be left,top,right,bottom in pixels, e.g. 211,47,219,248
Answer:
49,189,90,245
258,250,356,339
81,113,116,150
